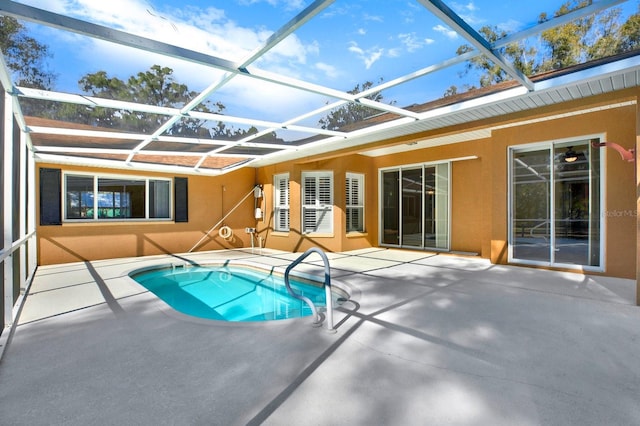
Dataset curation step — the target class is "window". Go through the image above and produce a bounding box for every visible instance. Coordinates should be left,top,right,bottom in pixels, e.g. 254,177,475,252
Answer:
509,138,602,269
64,173,172,221
273,173,290,232
302,171,333,234
346,173,364,232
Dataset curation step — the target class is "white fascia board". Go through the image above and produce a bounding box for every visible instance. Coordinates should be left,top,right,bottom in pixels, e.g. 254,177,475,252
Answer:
533,55,640,92
417,86,530,120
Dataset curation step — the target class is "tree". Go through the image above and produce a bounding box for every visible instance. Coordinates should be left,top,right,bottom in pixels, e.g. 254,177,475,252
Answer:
617,4,640,53
448,1,640,95
456,26,535,88
67,65,230,136
0,16,55,89
318,80,392,131
586,7,623,60
537,0,595,71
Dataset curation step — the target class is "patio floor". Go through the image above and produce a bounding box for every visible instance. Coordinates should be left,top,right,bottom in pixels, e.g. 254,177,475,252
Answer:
1,248,639,425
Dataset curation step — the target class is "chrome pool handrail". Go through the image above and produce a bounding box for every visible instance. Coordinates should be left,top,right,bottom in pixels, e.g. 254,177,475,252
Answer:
284,247,335,333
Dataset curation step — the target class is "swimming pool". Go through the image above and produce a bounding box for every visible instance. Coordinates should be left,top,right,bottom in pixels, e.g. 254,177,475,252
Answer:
131,263,345,322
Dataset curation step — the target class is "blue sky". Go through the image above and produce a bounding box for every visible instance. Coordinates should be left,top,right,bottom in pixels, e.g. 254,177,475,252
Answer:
15,0,640,124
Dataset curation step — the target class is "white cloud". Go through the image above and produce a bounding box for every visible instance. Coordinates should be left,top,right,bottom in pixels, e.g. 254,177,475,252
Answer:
450,1,484,26
220,77,325,122
358,28,367,36
363,14,384,23
433,24,458,40
236,0,305,11
315,62,340,79
451,1,478,13
398,33,424,52
348,43,364,56
348,42,383,70
364,50,383,69
387,48,402,58
263,35,319,66
42,0,321,68
28,0,327,120
497,19,522,33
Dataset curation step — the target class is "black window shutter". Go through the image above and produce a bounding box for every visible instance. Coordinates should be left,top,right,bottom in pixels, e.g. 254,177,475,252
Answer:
40,168,61,225
174,177,188,222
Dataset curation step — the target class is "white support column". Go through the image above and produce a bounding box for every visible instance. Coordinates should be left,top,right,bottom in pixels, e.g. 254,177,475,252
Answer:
3,91,14,326
19,121,27,293
27,132,37,275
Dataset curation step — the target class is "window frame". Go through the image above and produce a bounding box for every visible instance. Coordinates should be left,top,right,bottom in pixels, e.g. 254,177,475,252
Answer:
301,171,334,235
273,173,290,232
63,172,173,222
346,172,365,233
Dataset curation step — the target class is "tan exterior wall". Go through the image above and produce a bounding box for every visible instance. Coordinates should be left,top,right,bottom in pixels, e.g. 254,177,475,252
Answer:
35,90,638,280
37,164,259,265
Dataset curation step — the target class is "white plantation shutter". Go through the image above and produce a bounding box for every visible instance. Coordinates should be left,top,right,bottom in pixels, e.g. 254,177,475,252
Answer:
346,173,364,232
273,174,289,231
302,172,333,234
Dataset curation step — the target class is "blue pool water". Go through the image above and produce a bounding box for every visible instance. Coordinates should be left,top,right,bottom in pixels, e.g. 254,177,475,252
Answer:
132,264,334,321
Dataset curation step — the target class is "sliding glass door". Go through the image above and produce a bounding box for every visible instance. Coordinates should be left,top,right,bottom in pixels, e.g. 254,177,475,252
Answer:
380,163,449,250
509,140,602,269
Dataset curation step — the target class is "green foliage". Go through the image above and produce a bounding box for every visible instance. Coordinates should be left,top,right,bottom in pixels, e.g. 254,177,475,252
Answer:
617,4,640,52
59,65,256,138
537,0,595,71
0,16,55,89
70,65,215,134
457,26,536,87
449,1,640,96
318,80,391,131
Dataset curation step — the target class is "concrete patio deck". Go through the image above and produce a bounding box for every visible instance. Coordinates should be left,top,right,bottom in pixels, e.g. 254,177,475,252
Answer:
1,248,639,425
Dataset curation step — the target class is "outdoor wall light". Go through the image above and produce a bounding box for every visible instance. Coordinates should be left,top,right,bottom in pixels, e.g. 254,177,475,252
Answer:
591,141,635,162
